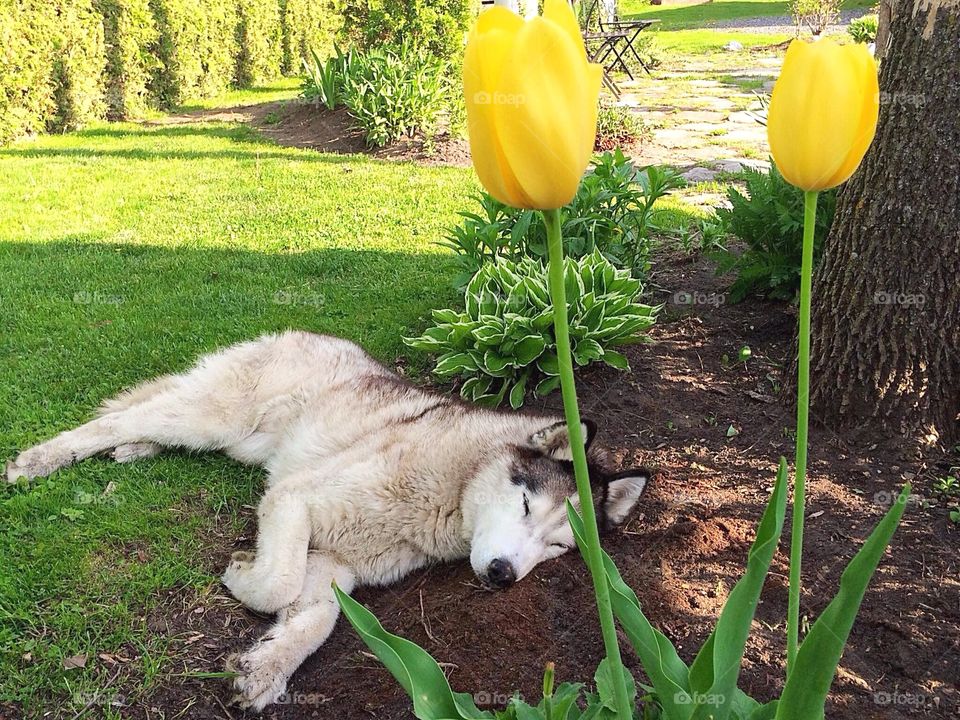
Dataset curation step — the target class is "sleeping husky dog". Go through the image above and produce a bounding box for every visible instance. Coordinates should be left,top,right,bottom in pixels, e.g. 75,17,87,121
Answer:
6,331,649,711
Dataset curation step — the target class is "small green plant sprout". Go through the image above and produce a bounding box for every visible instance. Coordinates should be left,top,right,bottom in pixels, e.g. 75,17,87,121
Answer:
671,218,727,256
933,472,959,498
949,509,960,525
726,424,740,438
847,14,879,44
738,346,752,363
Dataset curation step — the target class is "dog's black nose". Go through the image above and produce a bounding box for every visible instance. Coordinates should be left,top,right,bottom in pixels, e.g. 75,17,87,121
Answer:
485,559,516,589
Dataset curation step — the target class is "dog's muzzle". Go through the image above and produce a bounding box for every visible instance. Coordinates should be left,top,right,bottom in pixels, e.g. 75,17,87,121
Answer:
484,558,516,589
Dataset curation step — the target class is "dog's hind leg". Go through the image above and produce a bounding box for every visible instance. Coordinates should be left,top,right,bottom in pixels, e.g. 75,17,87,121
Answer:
228,551,355,711
222,485,311,614
6,368,263,482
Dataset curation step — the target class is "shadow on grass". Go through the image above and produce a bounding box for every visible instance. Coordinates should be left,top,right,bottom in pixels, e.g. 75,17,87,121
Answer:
0,120,447,166
0,238,459,417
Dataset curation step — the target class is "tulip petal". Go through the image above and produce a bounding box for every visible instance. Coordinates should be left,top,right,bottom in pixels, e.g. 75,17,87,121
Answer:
823,45,879,188
542,0,588,61
493,17,600,208
464,8,531,206
768,39,879,191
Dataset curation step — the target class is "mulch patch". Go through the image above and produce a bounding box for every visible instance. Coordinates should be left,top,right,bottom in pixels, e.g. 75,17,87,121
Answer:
255,101,472,167
72,253,960,719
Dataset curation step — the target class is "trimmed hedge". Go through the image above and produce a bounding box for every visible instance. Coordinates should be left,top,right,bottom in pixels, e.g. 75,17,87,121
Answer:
0,0,479,142
280,0,343,74
148,0,239,108
95,0,158,119
343,0,476,60
1,0,56,142
49,0,108,132
235,0,283,86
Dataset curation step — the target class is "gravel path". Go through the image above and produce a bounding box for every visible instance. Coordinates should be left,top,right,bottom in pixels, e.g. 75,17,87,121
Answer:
702,8,867,35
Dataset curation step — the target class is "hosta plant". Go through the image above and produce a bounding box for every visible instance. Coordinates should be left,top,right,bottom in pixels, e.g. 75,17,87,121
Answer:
404,251,658,408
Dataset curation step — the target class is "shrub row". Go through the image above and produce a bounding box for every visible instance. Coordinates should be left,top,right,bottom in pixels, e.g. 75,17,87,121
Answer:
341,0,477,62
0,0,343,142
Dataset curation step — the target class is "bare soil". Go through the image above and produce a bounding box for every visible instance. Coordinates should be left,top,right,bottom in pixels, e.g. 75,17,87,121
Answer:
103,252,959,720
152,100,473,167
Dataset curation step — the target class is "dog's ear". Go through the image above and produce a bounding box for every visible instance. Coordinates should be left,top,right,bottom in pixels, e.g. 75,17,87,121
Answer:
527,419,597,460
599,468,650,528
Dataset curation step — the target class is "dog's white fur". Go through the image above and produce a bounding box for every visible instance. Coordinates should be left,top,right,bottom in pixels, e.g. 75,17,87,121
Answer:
6,331,648,710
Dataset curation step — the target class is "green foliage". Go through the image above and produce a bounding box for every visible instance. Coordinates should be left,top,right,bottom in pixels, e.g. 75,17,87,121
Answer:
280,0,344,74
790,0,840,35
147,0,239,108
442,151,684,289
711,163,836,302
595,102,650,151
342,0,476,60
235,0,283,86
95,0,159,119
847,13,878,43
302,41,450,147
338,582,641,720
670,217,727,256
404,251,658,409
774,486,910,720
335,586,493,719
2,0,347,140
0,0,57,142
48,0,108,132
301,46,356,110
0,0,111,138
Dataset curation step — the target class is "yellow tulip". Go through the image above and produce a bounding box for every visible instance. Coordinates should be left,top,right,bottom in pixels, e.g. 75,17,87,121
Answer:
463,0,603,210
767,38,879,191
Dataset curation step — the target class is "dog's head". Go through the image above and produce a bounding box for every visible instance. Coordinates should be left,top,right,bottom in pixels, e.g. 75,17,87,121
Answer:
463,419,649,589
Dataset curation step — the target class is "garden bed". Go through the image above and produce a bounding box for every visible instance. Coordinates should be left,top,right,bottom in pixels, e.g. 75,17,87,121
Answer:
259,101,472,166
112,252,959,720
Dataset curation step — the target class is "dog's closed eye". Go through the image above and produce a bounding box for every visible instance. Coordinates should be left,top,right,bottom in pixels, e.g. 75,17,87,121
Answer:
523,493,530,517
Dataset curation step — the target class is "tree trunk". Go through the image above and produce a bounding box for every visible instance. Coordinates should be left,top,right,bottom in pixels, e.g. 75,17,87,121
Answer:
805,0,960,449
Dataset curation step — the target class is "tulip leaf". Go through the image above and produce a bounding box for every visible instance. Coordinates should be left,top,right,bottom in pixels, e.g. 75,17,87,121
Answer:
687,459,789,720
566,503,693,720
747,700,779,720
773,484,911,720
334,584,492,720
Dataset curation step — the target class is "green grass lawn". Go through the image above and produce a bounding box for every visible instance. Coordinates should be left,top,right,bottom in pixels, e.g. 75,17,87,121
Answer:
622,0,875,30
0,106,476,714
617,0,875,53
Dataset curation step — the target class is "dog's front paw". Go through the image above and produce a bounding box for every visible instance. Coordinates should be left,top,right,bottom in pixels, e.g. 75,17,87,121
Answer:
227,646,289,712
222,551,255,594
6,445,70,482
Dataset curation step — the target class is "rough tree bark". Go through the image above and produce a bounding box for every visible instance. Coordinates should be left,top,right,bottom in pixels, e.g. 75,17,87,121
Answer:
805,0,960,449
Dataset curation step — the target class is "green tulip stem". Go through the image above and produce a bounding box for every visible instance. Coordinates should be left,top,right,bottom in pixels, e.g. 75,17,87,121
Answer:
787,189,819,675
543,207,632,720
